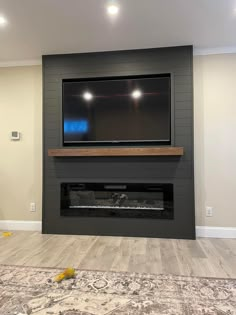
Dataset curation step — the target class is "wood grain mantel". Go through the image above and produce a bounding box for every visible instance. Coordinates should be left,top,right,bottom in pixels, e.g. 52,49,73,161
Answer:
48,147,184,157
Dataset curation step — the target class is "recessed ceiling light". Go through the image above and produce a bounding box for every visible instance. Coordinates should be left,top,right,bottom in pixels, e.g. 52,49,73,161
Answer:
131,90,142,99
83,92,93,101
107,4,119,16
0,15,7,27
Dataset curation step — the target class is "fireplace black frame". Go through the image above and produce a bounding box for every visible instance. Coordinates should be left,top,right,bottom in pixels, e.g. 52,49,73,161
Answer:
61,182,174,219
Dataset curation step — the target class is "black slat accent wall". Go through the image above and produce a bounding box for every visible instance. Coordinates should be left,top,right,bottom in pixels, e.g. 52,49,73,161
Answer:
43,45,195,239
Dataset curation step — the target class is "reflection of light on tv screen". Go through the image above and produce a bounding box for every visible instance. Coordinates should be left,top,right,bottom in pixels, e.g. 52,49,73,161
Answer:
64,120,89,134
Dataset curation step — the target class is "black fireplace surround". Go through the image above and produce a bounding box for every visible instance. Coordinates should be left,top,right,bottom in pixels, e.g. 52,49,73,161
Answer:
43,46,195,239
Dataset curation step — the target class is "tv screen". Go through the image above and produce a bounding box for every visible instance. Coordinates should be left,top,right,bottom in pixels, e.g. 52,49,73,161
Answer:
62,74,171,146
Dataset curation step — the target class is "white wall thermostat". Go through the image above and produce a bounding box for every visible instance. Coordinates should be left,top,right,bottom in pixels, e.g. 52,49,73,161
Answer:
11,131,21,140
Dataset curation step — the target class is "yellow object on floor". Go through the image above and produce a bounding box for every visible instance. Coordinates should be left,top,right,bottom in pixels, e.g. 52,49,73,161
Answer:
2,232,13,237
54,267,76,283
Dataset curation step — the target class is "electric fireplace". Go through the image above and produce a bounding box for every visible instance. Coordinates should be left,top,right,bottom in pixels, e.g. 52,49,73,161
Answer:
61,183,174,219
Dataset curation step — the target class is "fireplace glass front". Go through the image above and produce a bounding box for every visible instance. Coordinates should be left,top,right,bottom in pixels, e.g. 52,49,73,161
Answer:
61,183,173,219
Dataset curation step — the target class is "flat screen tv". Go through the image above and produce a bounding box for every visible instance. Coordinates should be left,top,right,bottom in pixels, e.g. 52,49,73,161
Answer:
62,74,171,146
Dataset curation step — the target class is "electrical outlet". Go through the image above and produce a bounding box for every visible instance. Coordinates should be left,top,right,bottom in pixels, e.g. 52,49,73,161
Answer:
206,206,213,217
30,202,36,212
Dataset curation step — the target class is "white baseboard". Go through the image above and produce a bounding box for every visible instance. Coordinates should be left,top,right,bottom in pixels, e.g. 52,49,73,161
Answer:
0,221,235,238
196,226,236,239
0,220,42,231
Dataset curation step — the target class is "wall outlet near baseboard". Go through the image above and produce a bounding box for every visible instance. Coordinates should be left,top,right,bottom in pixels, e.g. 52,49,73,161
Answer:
30,202,36,212
206,206,213,217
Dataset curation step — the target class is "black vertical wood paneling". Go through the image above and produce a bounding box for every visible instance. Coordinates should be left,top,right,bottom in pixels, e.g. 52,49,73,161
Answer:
43,46,195,239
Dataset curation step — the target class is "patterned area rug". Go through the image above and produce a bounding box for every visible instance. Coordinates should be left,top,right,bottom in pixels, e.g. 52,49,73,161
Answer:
0,265,235,315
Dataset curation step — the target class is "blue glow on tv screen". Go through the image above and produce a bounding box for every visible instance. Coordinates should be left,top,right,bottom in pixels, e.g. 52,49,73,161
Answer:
62,74,171,145
64,120,89,134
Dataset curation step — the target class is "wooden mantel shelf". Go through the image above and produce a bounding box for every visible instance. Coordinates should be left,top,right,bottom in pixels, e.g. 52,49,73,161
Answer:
48,147,184,157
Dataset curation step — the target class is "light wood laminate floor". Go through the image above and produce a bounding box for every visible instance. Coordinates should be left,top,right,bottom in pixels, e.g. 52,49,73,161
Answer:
0,231,235,278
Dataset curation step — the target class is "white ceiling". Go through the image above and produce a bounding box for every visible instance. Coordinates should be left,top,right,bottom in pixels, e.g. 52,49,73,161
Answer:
1,0,236,64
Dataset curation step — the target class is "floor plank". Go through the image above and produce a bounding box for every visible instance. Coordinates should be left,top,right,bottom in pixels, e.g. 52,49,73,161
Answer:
159,239,181,275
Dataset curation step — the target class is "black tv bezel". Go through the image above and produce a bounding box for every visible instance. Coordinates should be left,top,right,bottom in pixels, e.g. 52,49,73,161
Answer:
62,73,172,147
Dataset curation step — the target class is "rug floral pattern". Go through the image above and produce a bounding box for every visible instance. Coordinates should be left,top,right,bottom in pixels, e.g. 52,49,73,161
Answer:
0,265,235,314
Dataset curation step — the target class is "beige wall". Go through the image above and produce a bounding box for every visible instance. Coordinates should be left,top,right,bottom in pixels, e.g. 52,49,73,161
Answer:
194,54,236,227
0,66,42,221
0,55,236,227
